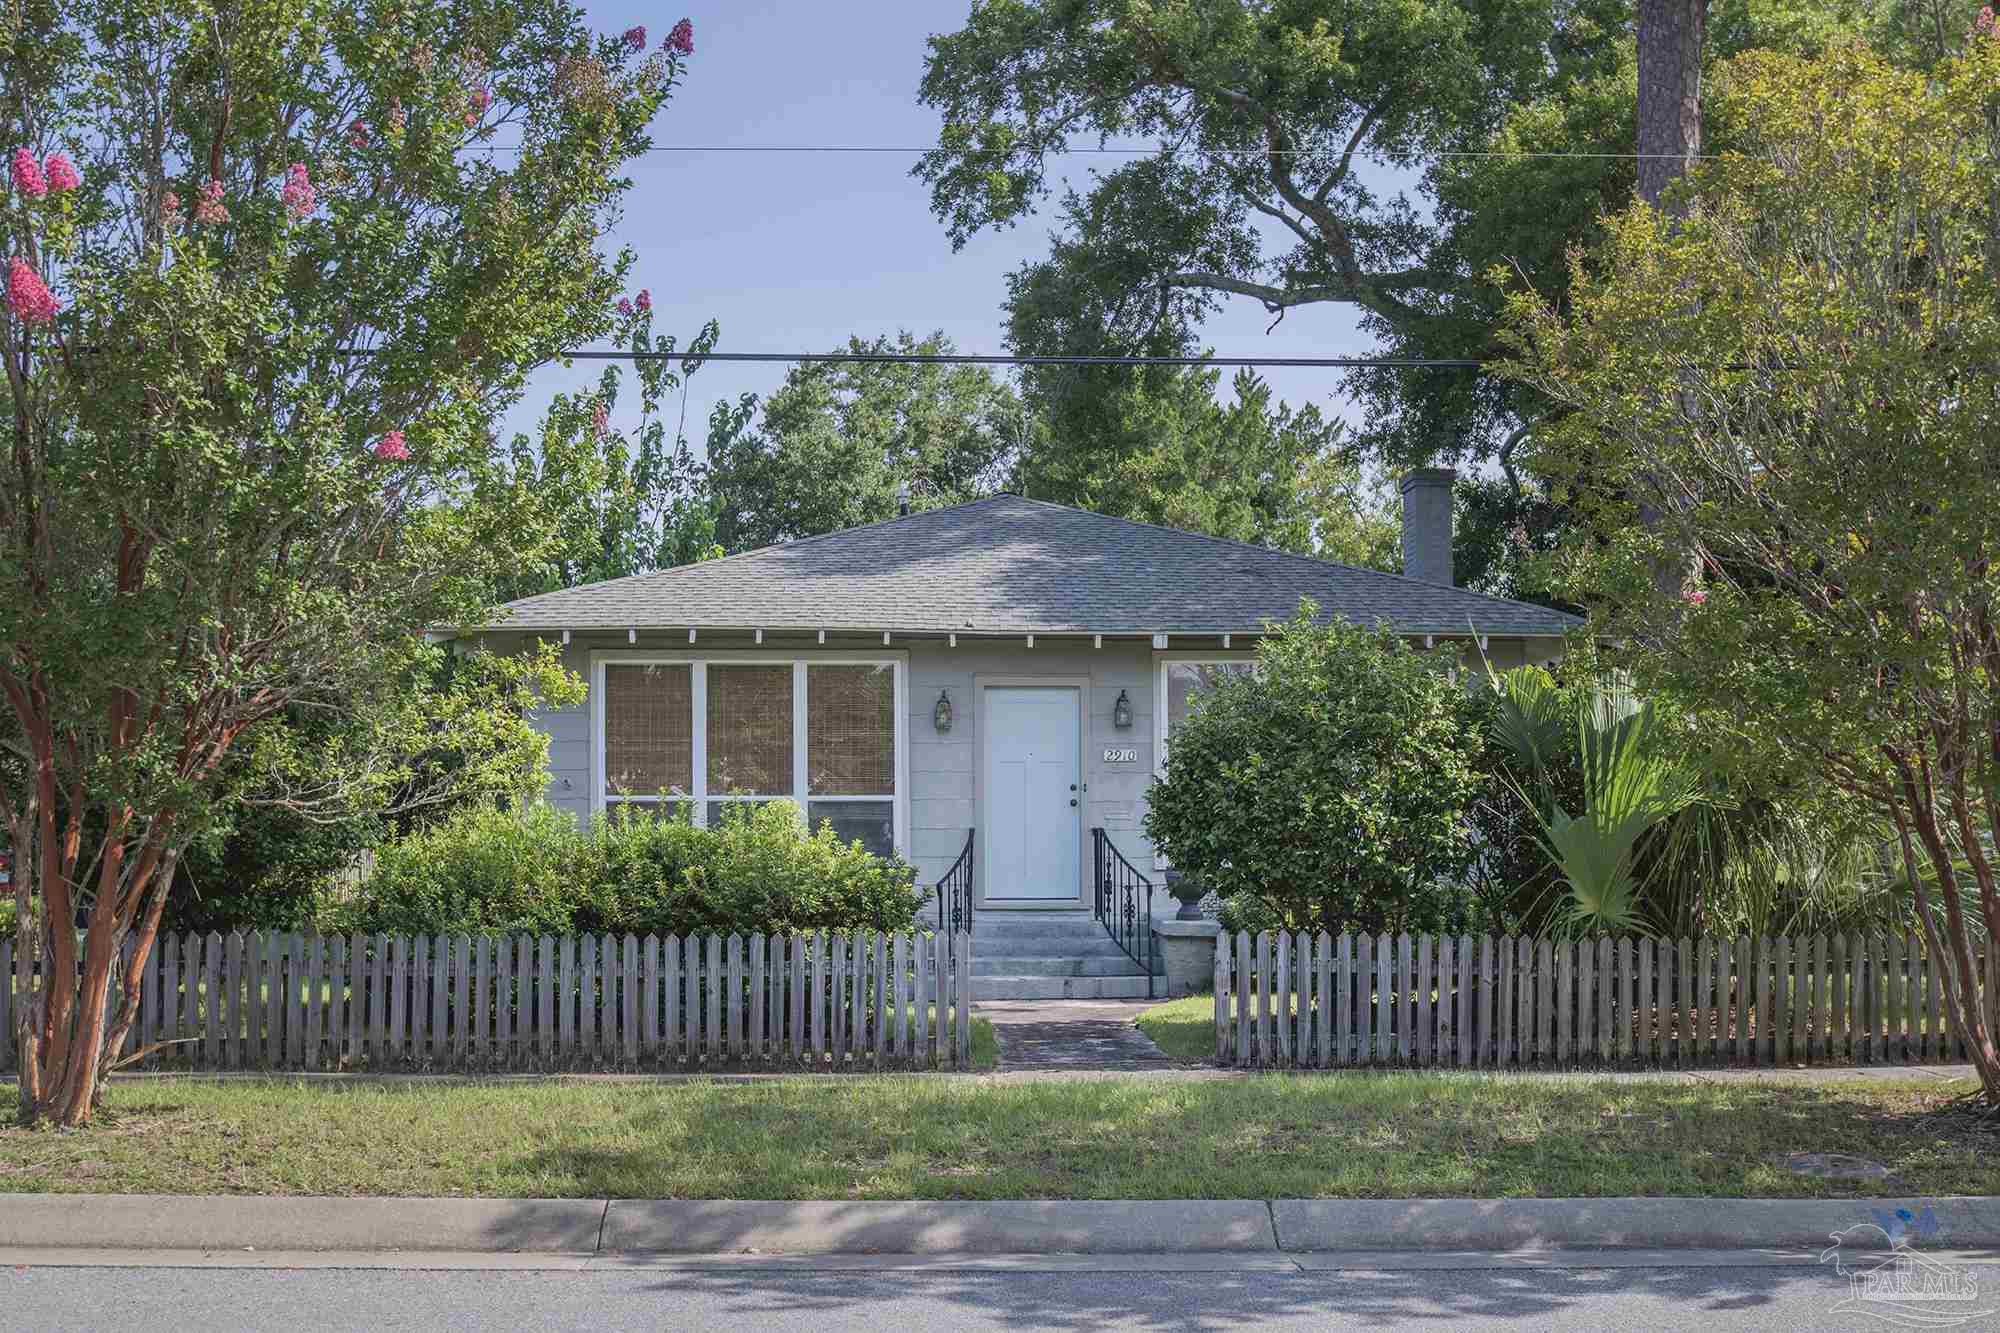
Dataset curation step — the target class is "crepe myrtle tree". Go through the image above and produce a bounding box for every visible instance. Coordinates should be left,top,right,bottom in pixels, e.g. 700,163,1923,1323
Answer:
1503,43,2000,1107
0,1,696,1126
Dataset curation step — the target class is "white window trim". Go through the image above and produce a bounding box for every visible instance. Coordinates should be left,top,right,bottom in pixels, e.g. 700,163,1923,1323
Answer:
588,650,909,858
1151,651,1259,870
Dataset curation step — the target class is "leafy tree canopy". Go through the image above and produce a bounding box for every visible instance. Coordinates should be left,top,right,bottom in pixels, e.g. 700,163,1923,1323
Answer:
0,0,695,1124
1503,39,2000,1103
489,314,725,602
922,0,1994,485
705,331,1024,551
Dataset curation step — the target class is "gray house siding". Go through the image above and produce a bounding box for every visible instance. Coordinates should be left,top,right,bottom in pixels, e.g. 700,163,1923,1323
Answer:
490,627,1563,926
903,637,1156,893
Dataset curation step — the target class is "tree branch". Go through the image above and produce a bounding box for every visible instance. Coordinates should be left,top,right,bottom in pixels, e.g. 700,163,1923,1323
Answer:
1161,268,1436,316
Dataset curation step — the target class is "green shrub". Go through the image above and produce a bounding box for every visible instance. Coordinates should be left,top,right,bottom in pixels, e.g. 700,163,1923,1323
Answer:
338,799,924,939
169,803,384,936
684,801,924,936
1216,891,1283,936
331,802,588,937
1144,602,1485,936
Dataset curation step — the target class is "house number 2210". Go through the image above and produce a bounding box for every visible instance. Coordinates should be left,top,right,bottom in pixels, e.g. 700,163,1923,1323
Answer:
1102,747,1139,764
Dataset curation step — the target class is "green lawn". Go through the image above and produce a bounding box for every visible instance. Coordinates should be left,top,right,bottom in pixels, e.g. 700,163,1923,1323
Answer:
1136,994,1219,1062
2,1072,1992,1200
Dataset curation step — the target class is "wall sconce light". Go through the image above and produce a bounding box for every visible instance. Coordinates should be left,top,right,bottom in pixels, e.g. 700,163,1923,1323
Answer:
1112,689,1133,730
933,688,954,733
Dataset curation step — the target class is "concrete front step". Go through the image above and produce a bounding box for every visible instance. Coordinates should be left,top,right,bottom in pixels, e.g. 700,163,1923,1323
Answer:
972,974,1156,1000
972,934,1135,956
974,955,1151,978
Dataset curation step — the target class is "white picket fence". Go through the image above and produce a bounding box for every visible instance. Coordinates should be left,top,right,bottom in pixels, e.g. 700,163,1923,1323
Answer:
0,930,975,1072
1215,931,1998,1068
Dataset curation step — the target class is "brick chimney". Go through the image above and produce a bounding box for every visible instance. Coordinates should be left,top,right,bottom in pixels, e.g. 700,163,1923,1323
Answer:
1399,467,1457,586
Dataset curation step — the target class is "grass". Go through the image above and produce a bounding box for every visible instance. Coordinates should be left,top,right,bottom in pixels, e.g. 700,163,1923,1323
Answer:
2,1072,1993,1200
965,1014,999,1068
1136,994,1221,1063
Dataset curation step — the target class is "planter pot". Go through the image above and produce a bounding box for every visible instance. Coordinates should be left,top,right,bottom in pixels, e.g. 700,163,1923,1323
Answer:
1162,870,1207,922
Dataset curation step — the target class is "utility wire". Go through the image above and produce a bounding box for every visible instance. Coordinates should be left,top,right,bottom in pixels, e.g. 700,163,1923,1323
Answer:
337,348,1484,369
465,143,1722,160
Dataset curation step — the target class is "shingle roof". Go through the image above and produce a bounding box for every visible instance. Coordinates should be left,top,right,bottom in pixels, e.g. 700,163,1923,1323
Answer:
489,496,1580,637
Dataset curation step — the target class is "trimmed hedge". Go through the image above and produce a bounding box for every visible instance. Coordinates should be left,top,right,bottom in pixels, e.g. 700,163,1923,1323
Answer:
330,800,925,939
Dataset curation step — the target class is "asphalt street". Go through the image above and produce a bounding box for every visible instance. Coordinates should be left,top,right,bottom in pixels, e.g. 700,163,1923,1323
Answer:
6,1255,1996,1331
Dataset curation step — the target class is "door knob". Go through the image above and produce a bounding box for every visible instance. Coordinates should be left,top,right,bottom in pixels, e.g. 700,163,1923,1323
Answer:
1069,798,1078,807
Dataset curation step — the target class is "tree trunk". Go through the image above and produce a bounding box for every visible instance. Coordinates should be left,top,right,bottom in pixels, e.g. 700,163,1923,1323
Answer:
1636,0,1708,210
13,839,174,1128
1635,0,1710,599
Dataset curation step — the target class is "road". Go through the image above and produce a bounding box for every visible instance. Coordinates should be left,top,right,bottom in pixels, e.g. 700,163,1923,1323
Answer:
6,1251,1996,1331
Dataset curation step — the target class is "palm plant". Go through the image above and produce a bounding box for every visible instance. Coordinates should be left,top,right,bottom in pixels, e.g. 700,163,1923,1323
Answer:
1483,666,1707,935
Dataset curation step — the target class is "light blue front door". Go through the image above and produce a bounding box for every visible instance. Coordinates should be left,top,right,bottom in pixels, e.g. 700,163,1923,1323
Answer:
983,686,1082,901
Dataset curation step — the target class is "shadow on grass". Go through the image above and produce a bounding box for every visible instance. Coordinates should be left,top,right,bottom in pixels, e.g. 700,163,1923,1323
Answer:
477,1076,2000,1202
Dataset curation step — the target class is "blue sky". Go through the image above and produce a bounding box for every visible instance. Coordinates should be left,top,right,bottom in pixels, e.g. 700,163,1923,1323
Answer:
511,3,1390,452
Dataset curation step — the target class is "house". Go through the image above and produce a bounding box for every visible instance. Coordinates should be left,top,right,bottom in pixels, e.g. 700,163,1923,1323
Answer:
471,470,1576,997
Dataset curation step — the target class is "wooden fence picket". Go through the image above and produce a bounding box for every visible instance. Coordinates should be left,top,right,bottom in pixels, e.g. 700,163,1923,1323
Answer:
1926,941,1944,1063
1274,932,1292,1065
1901,931,1919,1065
900,932,916,1058
872,931,889,1067
300,934,321,1069
1203,928,1996,1071
925,931,940,1068
1360,928,1376,1064
1415,934,1433,1067
163,935,184,1067
0,940,12,1073
53,923,2000,1075
203,932,223,1068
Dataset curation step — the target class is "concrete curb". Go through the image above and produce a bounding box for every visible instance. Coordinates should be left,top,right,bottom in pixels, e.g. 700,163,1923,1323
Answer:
1,1194,1994,1256
0,1195,606,1254
1271,1197,2000,1252
602,1200,1275,1254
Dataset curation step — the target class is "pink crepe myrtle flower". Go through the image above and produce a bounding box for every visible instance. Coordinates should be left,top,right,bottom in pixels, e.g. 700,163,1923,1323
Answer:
465,85,493,127
280,163,316,219
373,429,411,461
665,19,694,55
193,179,229,225
349,120,370,148
1683,588,1708,606
616,297,634,316
160,190,184,230
1978,5,1997,33
5,257,58,323
635,288,652,312
622,25,647,51
592,400,609,439
43,152,80,193
10,148,46,199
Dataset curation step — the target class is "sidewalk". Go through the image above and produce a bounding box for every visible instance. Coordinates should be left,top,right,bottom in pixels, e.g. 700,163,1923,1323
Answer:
5,1193,1999,1257
975,999,1175,1071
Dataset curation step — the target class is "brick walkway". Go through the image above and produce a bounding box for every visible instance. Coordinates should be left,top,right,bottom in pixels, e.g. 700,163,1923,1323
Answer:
973,999,1178,1071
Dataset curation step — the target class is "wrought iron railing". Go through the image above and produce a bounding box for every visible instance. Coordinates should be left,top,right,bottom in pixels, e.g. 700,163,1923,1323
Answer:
1091,828,1157,995
934,829,974,934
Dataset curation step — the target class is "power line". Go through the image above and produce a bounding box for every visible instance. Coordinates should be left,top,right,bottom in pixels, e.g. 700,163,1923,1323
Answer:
335,348,1484,369
466,142,1719,161
568,350,1481,368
